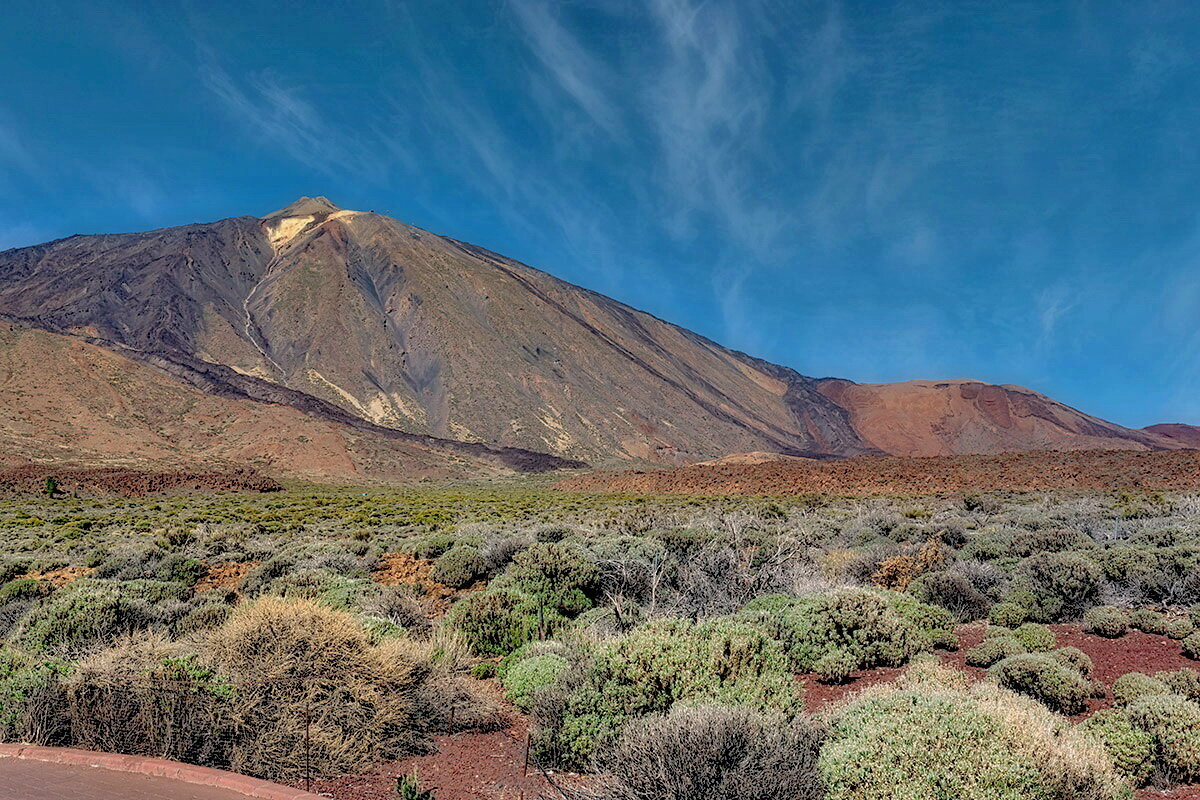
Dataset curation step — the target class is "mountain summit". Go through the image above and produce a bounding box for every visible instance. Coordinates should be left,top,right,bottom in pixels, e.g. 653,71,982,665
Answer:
0,197,1186,469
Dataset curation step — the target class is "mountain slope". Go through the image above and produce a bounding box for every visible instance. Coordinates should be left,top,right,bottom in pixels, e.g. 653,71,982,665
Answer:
0,198,867,463
0,321,572,481
1143,423,1200,449
0,196,1187,463
816,379,1175,457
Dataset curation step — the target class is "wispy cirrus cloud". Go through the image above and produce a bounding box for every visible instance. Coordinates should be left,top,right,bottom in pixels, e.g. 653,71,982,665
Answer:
508,0,626,139
199,58,390,180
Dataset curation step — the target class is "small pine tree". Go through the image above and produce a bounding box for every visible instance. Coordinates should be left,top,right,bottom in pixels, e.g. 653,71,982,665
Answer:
44,476,58,496
396,772,435,800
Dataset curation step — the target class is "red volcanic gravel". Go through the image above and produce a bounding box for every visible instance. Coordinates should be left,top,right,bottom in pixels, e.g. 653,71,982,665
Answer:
556,449,1200,496
801,623,1200,718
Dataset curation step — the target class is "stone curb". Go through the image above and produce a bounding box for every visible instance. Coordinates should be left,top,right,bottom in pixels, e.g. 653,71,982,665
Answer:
0,744,326,799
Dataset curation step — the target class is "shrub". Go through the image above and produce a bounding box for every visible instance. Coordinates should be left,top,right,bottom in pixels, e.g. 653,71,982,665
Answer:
501,653,568,711
445,589,550,656
174,602,232,635
1084,606,1129,638
201,598,455,779
813,650,857,684
1165,616,1195,640
1013,553,1102,622
1112,673,1170,706
0,578,53,604
65,634,232,764
156,554,205,585
1130,609,1170,635
595,705,825,800
0,647,71,743
430,546,487,589
908,570,991,621
509,542,599,616
15,580,158,657
1156,668,1200,702
1078,709,1155,785
818,662,1128,800
1011,623,1056,652
988,654,1089,714
989,601,1028,628
532,616,802,767
1182,631,1200,660
965,636,1027,668
743,588,954,676
1125,694,1200,782
1051,646,1094,678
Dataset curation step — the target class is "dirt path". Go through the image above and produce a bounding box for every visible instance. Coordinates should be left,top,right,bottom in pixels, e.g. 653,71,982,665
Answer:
308,715,589,800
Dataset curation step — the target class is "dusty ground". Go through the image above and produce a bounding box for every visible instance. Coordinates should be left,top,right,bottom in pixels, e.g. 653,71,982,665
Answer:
194,561,261,594
556,449,1200,495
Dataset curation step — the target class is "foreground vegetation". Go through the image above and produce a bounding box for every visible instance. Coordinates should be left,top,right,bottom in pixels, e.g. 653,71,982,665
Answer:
2,482,1199,796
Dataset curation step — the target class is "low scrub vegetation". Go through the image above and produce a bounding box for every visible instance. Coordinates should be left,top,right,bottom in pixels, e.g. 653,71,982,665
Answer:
2,484,1200,794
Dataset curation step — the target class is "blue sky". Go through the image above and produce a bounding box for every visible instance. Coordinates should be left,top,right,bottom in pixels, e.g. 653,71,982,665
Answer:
2,1,1198,427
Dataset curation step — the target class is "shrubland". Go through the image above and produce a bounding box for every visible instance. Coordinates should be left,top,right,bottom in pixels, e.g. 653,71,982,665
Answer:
2,483,1200,793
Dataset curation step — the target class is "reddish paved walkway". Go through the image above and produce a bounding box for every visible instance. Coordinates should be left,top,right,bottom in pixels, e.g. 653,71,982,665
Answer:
0,746,324,800
0,758,270,800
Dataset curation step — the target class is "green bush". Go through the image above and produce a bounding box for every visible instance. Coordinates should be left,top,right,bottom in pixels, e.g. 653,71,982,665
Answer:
909,570,991,621
1182,631,1200,660
989,601,1028,627
1013,553,1102,622
818,662,1128,800
741,588,953,676
445,589,551,656
430,545,487,589
1011,623,1056,652
1051,646,1094,678
15,581,158,656
1165,616,1195,640
1083,606,1129,638
501,653,569,711
1130,609,1170,635
509,542,598,616
532,616,802,767
156,554,205,585
174,602,232,635
0,647,71,741
965,635,1027,668
1156,668,1200,702
0,578,53,604
1112,673,1170,706
1125,694,1200,782
1078,709,1155,785
988,654,1090,714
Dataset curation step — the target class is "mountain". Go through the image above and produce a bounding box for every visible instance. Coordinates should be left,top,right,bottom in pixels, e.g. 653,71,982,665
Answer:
1143,423,1200,449
0,196,1188,467
815,379,1176,457
0,320,574,481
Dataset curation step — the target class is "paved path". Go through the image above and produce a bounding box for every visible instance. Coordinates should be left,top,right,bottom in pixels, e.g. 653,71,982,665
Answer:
0,758,275,800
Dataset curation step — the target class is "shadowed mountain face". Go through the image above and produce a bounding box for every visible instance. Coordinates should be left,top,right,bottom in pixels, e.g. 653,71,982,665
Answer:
0,196,1188,465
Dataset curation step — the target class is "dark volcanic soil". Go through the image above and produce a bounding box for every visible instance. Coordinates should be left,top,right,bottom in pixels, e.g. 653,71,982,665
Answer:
0,464,283,497
556,449,1200,496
